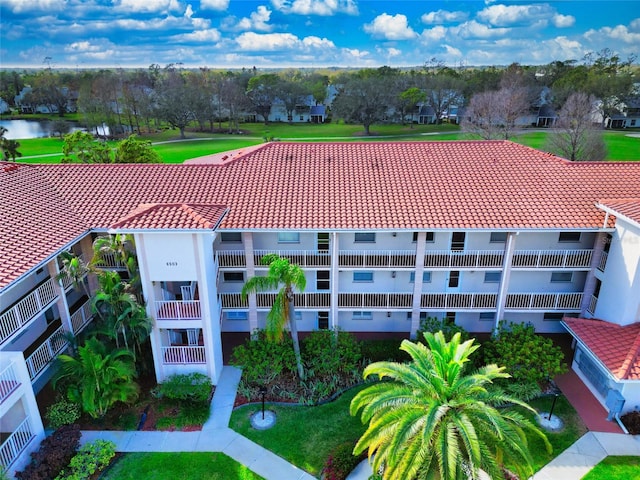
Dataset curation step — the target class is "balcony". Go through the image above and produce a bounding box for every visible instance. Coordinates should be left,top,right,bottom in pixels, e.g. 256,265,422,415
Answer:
219,293,331,309
255,250,331,268
0,279,58,345
0,417,35,470
161,346,206,364
505,292,583,311
155,301,201,320
70,300,94,334
91,252,127,270
424,251,503,269
597,251,608,272
512,249,593,269
420,293,498,310
25,326,68,381
218,251,246,268
338,251,416,268
338,293,413,309
587,295,598,315
0,362,20,405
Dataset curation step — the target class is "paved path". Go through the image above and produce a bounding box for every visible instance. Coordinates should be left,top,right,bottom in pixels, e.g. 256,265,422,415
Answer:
80,366,314,480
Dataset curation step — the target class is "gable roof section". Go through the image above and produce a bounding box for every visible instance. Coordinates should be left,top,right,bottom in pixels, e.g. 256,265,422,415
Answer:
598,198,640,226
3,140,640,291
111,203,228,230
563,318,640,381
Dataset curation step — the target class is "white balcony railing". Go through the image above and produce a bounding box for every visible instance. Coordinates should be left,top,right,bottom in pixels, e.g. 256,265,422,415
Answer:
217,250,246,267
597,251,608,272
91,252,126,270
505,292,583,310
155,301,201,320
161,346,206,364
0,279,58,345
420,293,498,310
512,249,593,269
338,250,416,268
254,250,332,268
338,293,413,309
70,300,94,334
588,295,598,315
424,251,504,269
0,361,20,404
25,326,68,381
0,416,35,469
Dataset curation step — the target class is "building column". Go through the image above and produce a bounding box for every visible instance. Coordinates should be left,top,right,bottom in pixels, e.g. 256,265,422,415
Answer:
47,259,73,336
494,232,517,335
580,231,608,317
410,233,427,339
78,235,98,296
330,232,339,330
243,232,259,335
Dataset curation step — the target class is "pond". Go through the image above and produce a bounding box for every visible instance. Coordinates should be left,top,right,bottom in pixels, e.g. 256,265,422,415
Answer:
0,119,86,139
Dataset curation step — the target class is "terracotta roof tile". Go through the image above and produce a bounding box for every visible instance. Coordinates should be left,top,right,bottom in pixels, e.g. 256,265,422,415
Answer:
563,318,640,380
111,203,227,230
598,198,640,226
3,140,640,291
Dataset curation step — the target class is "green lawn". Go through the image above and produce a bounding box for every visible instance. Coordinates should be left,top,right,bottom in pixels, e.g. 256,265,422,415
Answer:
101,452,264,480
229,385,367,477
581,456,640,479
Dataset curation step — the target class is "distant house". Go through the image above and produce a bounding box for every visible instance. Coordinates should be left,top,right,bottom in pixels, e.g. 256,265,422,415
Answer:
535,104,557,127
607,99,640,129
417,105,436,124
0,98,9,114
310,105,327,123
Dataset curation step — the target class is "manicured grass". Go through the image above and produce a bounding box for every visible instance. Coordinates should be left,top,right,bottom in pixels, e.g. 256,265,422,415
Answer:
101,452,264,480
581,456,640,479
229,385,367,477
152,138,260,163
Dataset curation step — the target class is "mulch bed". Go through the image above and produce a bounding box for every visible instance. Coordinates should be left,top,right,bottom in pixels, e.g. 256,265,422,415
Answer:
620,411,640,434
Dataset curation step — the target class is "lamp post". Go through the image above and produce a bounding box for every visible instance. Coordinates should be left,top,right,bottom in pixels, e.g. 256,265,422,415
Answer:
259,385,267,420
548,393,559,421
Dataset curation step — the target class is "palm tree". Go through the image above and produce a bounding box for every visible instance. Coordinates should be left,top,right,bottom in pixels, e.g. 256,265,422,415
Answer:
242,253,306,380
92,234,140,293
350,331,550,480
54,337,139,419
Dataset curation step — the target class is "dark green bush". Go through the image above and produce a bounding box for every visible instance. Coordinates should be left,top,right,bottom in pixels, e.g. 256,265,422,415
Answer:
15,425,80,480
302,330,362,377
359,339,408,363
55,439,116,480
156,373,212,405
483,322,567,384
45,397,81,429
322,441,365,480
230,329,297,385
417,316,469,342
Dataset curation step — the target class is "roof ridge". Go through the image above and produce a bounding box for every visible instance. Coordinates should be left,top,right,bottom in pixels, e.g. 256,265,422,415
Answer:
619,325,640,379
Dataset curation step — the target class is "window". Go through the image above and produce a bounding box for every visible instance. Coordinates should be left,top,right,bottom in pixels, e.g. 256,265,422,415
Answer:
227,311,248,320
354,232,376,243
479,312,495,322
407,312,428,321
559,232,581,243
317,232,330,251
550,272,573,283
445,311,456,323
543,313,563,322
484,272,501,283
317,271,330,290
410,271,432,283
451,232,465,251
220,232,242,243
223,272,244,282
278,232,300,243
490,232,507,243
352,311,373,320
413,232,435,242
448,271,460,288
318,312,329,329
353,271,374,282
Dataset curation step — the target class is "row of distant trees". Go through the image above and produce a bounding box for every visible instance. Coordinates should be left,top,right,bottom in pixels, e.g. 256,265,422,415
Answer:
1,49,636,134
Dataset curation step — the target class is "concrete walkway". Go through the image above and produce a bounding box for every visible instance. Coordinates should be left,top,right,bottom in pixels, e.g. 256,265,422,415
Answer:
80,366,314,480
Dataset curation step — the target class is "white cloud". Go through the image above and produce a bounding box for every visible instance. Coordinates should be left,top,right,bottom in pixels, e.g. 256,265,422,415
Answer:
270,0,358,16
364,13,417,40
591,24,640,44
477,4,554,27
65,40,103,53
552,14,575,28
200,0,229,10
301,35,335,49
420,25,447,42
450,20,510,39
172,28,221,42
3,0,65,13
236,32,335,51
236,6,273,32
421,9,468,25
631,18,640,30
114,0,182,14
442,44,462,58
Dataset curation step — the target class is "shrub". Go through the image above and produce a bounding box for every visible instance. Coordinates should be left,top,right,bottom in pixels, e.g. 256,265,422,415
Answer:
157,373,212,405
621,410,640,435
360,338,408,363
483,322,567,384
323,441,365,480
45,397,82,429
417,316,469,342
55,439,116,480
230,329,297,385
15,425,81,480
302,330,362,378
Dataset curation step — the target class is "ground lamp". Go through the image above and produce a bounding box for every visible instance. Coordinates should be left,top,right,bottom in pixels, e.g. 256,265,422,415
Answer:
259,385,268,420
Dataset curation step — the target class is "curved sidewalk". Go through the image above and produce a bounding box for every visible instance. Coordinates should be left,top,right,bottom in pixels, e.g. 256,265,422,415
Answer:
80,366,314,480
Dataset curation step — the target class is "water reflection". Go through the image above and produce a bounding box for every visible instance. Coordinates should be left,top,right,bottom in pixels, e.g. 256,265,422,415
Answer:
0,119,87,139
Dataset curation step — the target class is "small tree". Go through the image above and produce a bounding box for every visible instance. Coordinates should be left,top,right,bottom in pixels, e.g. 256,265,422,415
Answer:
113,134,161,163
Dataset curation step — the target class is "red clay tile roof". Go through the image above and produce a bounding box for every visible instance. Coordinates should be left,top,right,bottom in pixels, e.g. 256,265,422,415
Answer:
111,204,228,230
598,198,640,226
3,140,640,291
563,318,640,381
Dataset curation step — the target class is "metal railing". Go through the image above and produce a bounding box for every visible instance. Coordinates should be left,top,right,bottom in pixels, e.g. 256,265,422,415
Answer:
338,250,416,268
588,295,598,315
597,251,608,272
0,361,20,404
338,293,413,309
0,416,35,469
505,292,583,310
91,252,126,270
512,249,593,269
420,293,498,309
254,250,331,268
161,346,206,364
424,251,504,269
25,326,68,380
0,279,58,345
155,300,201,320
70,300,94,334
217,251,246,267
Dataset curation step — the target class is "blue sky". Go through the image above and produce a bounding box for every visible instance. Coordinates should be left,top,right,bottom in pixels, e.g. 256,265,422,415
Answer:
1,0,638,69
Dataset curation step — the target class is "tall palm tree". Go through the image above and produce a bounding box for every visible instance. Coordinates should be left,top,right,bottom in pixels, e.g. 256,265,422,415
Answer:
92,234,140,293
56,251,97,315
242,253,306,380
350,332,550,480
54,337,139,419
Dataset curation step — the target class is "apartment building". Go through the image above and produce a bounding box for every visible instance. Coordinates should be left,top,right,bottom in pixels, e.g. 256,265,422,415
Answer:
2,141,640,472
